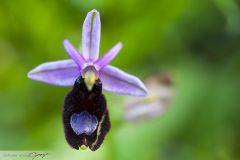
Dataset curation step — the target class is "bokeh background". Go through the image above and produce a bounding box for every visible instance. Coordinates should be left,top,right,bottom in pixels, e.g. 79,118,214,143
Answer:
1,0,240,160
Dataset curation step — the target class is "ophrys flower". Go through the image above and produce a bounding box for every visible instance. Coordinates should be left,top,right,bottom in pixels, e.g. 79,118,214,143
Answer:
28,9,148,151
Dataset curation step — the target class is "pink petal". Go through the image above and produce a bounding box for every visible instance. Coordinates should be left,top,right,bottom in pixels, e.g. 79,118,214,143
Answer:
28,60,80,86
63,39,86,68
99,65,148,96
82,9,101,62
95,42,122,70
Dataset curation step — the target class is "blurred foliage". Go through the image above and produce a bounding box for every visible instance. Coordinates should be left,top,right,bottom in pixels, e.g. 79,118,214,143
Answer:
0,0,240,160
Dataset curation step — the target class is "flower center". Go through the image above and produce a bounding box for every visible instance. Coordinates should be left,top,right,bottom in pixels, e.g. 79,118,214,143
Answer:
82,65,99,91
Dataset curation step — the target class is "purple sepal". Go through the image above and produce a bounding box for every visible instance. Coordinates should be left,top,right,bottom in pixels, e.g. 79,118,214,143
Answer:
99,65,148,96
27,60,80,86
82,9,101,62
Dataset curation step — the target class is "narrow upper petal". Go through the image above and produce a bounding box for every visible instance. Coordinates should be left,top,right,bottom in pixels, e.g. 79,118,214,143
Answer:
63,39,86,68
99,65,148,96
28,60,80,86
82,9,101,62
95,42,122,70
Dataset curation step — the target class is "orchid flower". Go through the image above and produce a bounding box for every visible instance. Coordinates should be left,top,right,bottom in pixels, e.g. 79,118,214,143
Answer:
124,71,173,122
27,9,148,151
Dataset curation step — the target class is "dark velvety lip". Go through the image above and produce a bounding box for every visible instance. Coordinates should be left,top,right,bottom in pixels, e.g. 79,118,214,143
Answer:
62,76,110,151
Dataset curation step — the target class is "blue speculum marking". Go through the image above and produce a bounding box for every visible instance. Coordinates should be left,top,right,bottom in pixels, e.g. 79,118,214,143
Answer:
70,111,98,135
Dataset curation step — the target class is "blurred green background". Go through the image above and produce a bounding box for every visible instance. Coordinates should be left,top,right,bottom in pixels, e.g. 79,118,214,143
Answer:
0,0,240,160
